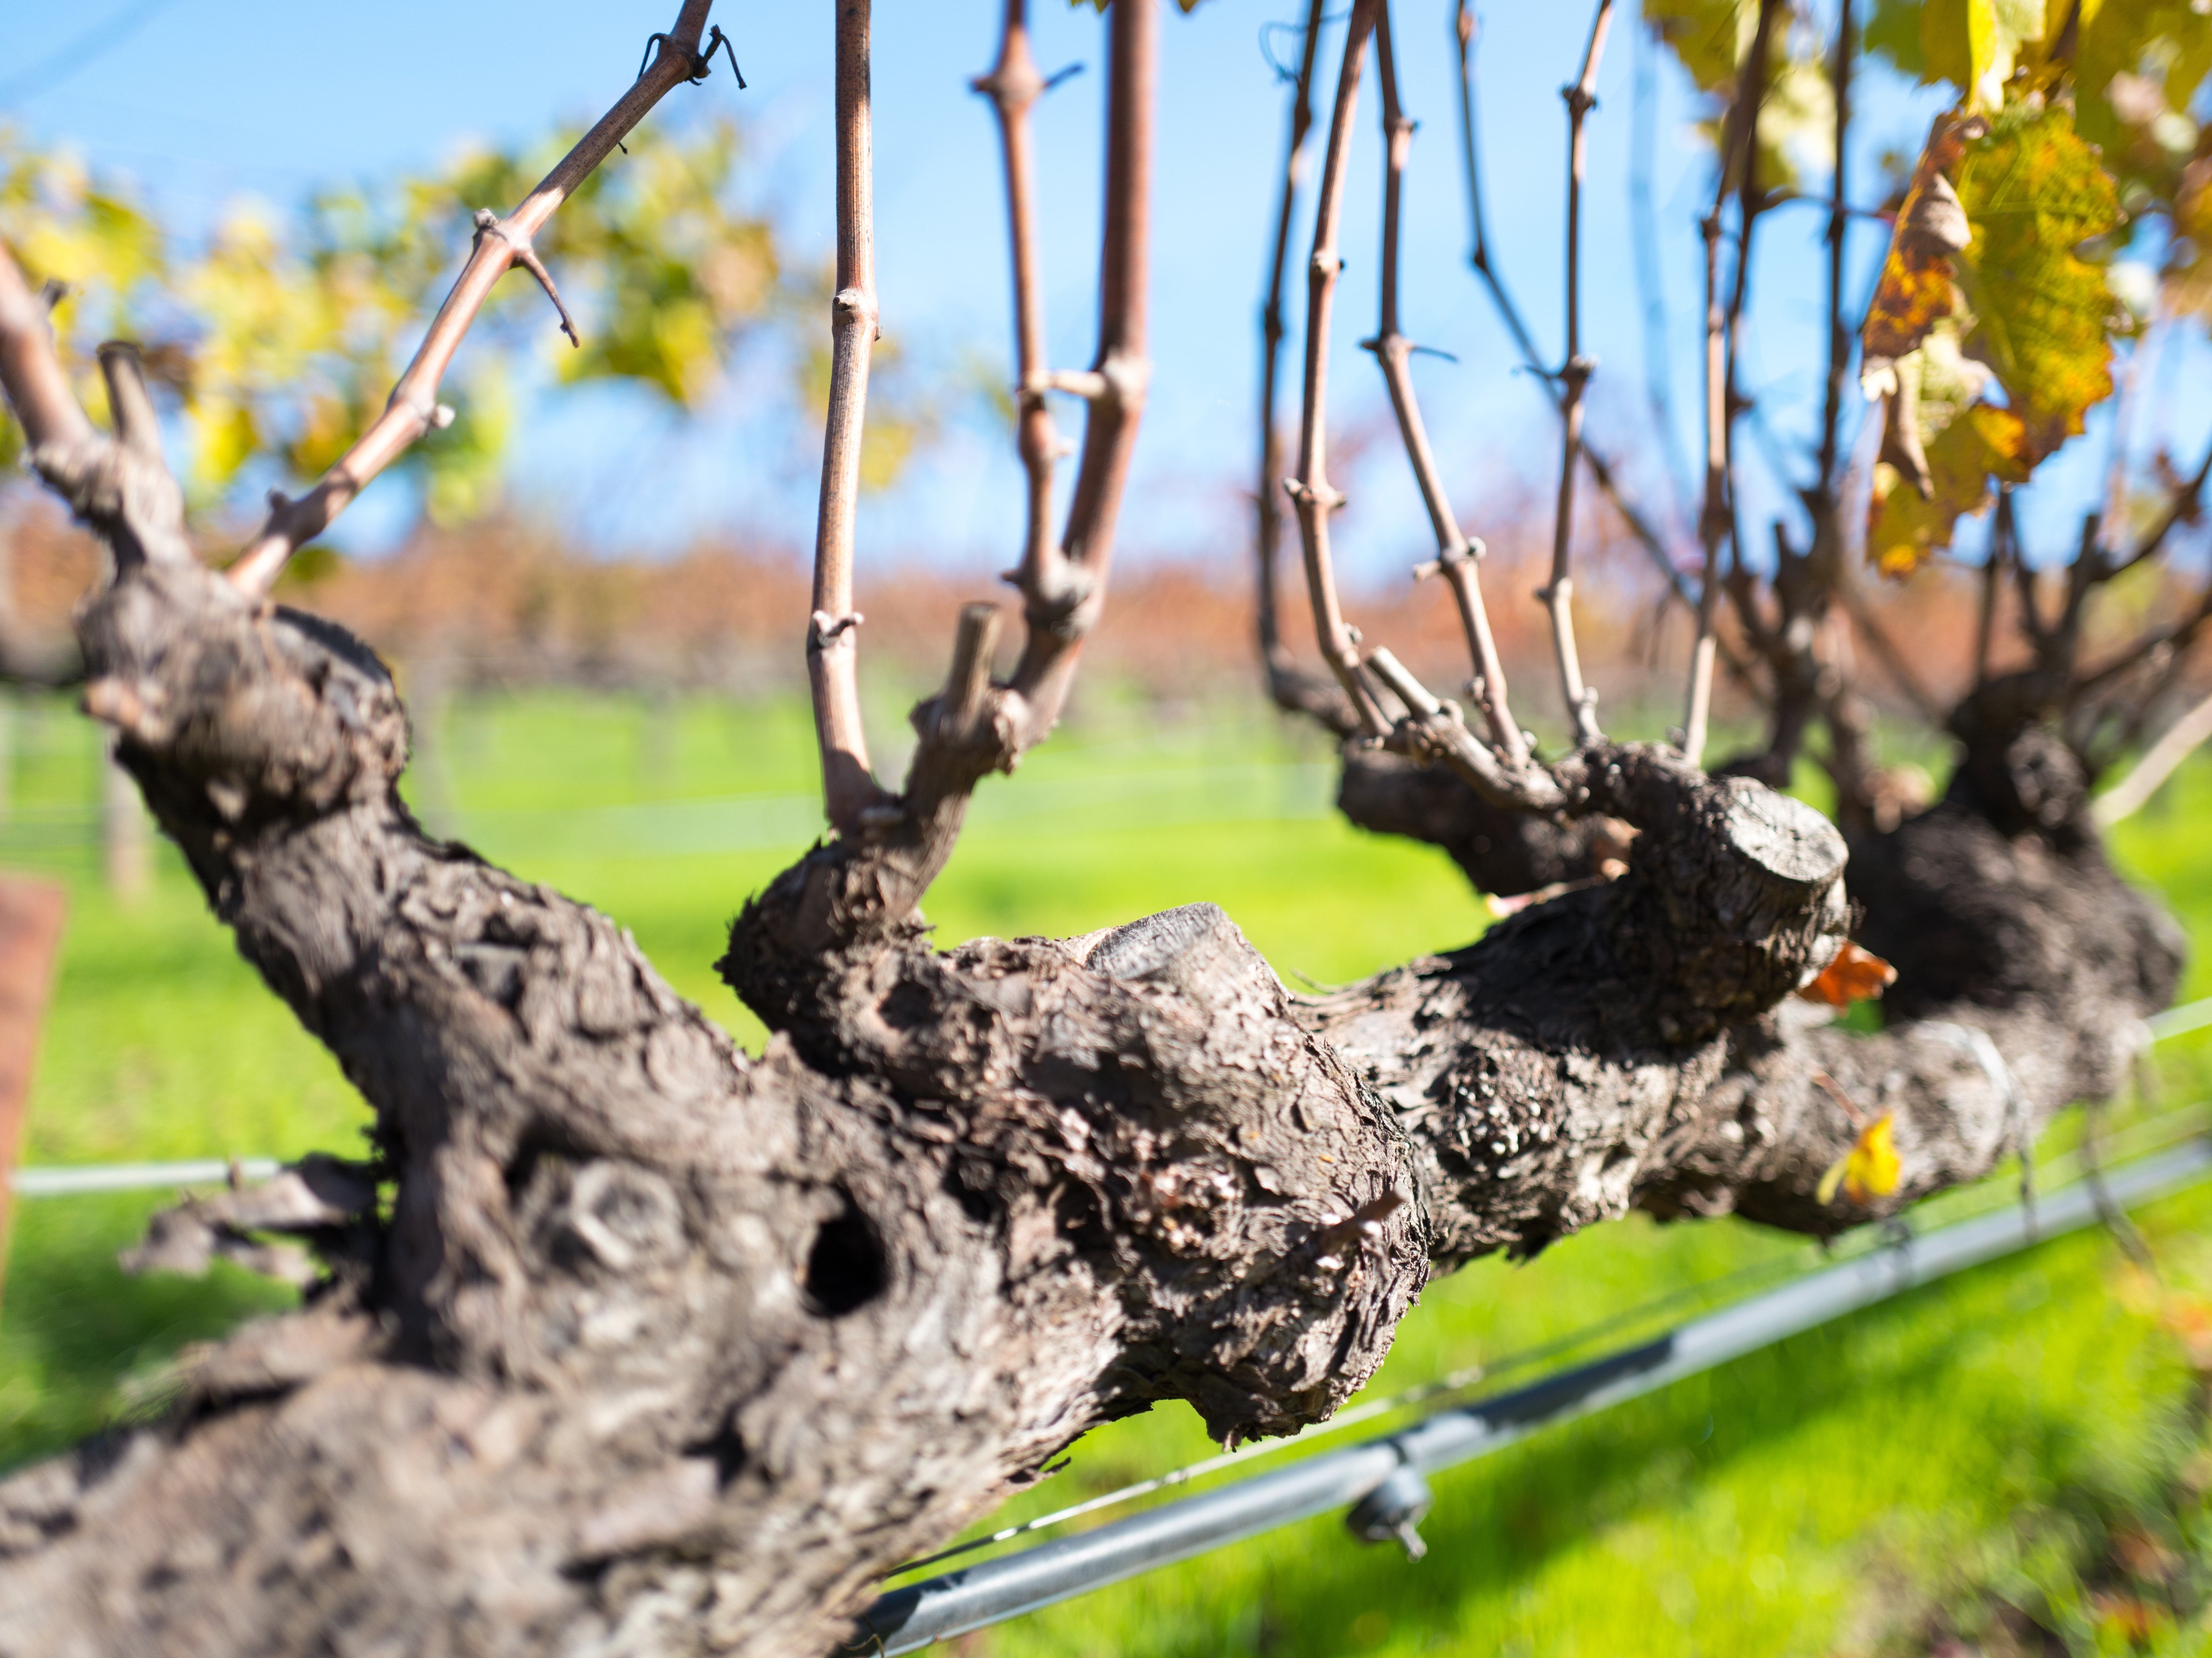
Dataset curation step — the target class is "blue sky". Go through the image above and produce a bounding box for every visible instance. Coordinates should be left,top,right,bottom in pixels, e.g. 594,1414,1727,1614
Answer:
6,0,2205,590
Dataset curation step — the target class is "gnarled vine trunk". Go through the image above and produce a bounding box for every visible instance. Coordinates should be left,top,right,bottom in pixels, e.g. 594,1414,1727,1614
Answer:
0,562,2177,1657
0,0,2196,1649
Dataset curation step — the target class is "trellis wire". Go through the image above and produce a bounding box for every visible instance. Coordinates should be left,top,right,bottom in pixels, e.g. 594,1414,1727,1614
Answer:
7,1000,2210,1649
857,1135,2212,1653
879,1093,2212,1588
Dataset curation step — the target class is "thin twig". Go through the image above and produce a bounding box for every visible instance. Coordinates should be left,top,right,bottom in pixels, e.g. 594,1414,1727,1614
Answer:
1001,0,1153,736
1628,17,1692,512
1287,0,1390,735
1815,0,1854,500
1541,0,1616,749
2076,586,2212,696
2002,492,2055,659
1720,0,1783,345
1453,0,1715,635
226,0,719,599
1252,0,1354,735
807,0,892,836
1682,214,1726,766
2097,301,2166,560
2090,625,2197,770
1708,0,1789,766
2094,685,2212,827
1974,525,2004,686
1369,0,1522,761
863,0,1156,902
976,0,1068,691
2104,434,2212,583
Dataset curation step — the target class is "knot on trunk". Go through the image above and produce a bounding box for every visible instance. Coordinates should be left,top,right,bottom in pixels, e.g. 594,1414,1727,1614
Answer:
732,893,1428,1443
77,564,409,846
1335,745,1629,897
1565,745,1849,1040
1852,791,2184,1026
1946,677,2089,839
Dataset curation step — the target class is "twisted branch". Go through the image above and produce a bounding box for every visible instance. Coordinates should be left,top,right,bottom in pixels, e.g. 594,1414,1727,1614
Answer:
1540,0,1616,749
225,0,719,599
1253,0,1355,737
1287,0,1390,736
809,0,891,835
1369,0,1523,764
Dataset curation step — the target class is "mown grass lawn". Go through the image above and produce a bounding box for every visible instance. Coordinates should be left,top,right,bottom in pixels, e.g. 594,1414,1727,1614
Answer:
3,685,2210,1654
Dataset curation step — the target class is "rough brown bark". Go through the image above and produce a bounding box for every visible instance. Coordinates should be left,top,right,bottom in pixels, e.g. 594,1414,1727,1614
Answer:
1335,746,1621,896
0,20,2190,1654
0,532,2181,1653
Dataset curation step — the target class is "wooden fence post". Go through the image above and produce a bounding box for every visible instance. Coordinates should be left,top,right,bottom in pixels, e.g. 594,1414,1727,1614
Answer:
0,877,68,1310
102,732,150,902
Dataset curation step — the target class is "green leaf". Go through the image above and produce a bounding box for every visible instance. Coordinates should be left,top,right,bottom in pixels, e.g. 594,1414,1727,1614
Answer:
1865,0,1927,77
1950,101,2122,459
1870,0,2057,105
1646,0,1754,95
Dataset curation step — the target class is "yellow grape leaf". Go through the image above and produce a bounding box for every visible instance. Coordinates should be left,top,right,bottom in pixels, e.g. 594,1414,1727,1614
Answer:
1868,402,2031,577
1950,103,2122,461
1921,0,2054,107
1794,941,1898,1008
1861,104,2119,576
1817,1113,1902,1208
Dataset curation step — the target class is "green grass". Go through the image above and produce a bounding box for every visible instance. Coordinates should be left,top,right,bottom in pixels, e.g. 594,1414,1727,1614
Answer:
3,686,2212,1655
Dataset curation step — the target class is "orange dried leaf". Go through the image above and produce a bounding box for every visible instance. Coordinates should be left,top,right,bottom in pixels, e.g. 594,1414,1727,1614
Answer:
1859,114,1978,378
1795,941,1899,1008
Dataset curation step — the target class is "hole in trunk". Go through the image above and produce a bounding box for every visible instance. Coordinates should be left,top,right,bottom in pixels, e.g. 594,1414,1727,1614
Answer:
688,1423,748,1488
803,1196,885,1316
947,1159,999,1224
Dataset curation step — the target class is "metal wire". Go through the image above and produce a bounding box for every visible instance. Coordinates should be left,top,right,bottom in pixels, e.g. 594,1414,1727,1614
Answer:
11,1157,282,1196
879,1096,2212,1584
861,1137,2212,1653
8,994,2209,1638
